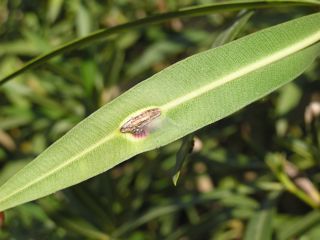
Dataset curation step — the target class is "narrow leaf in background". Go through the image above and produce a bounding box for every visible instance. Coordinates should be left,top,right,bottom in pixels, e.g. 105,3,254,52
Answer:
0,0,319,85
172,135,194,186
277,210,320,240
244,193,278,240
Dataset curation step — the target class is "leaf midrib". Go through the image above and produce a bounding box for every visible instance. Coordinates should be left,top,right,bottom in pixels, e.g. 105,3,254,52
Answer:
163,31,320,110
1,29,319,206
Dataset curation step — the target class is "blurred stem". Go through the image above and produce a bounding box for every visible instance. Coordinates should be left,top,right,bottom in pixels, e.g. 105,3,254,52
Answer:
310,117,320,150
267,154,319,209
1,0,319,85
277,171,318,208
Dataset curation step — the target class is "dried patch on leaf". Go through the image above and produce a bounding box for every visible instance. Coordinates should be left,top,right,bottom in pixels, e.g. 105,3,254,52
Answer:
120,108,161,138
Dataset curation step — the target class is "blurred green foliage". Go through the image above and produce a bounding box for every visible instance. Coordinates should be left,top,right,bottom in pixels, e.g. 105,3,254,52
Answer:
0,0,320,239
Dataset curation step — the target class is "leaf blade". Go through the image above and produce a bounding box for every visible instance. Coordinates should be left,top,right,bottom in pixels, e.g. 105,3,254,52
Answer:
0,13,319,211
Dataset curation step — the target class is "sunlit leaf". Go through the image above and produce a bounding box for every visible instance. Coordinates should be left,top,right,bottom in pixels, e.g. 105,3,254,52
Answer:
0,12,319,211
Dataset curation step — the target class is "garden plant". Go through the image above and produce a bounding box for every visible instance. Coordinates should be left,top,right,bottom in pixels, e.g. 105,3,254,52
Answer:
0,0,320,239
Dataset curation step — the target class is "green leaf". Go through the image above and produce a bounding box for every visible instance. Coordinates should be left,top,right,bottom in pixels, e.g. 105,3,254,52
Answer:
47,0,64,23
276,83,302,115
0,0,319,85
80,60,96,97
75,2,92,37
244,193,278,240
277,210,320,240
172,135,194,186
0,12,319,211
212,10,254,48
245,210,273,240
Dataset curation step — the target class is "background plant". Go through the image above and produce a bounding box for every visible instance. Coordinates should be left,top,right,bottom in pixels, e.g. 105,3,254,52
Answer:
0,1,320,239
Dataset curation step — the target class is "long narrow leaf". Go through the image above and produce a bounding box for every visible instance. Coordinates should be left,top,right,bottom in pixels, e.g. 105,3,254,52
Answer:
0,13,319,211
244,193,278,240
0,0,319,85
278,210,320,239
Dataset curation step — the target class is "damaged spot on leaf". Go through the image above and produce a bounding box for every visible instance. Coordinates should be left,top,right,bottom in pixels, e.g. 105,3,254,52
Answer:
120,108,161,138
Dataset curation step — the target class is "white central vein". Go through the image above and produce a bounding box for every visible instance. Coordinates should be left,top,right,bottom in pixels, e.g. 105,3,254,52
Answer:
2,30,320,205
163,31,320,110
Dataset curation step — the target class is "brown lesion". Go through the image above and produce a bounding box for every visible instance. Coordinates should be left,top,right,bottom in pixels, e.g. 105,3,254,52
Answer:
120,108,161,138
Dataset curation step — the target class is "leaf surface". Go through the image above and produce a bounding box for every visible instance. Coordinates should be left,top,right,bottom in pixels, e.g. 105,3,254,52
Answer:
0,13,320,211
